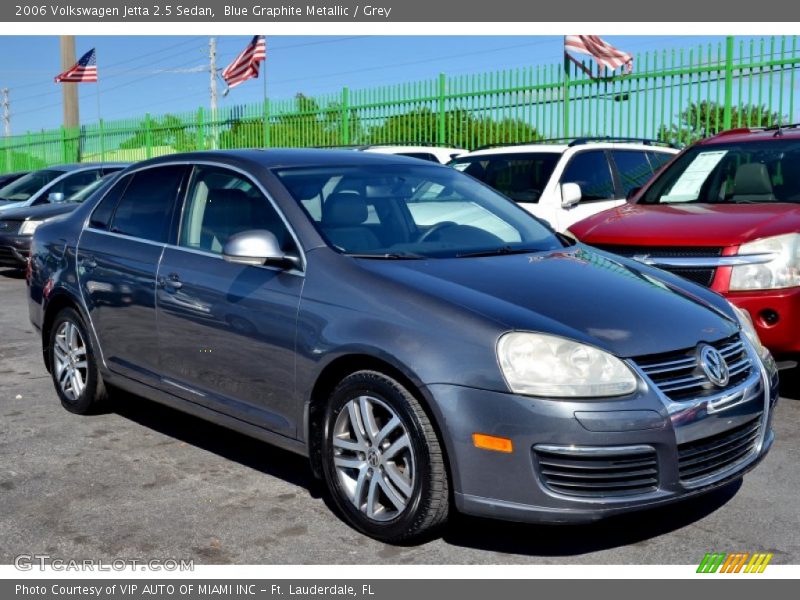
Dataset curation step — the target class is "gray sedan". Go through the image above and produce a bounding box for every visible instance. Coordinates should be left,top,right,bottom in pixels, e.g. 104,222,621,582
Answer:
27,149,778,543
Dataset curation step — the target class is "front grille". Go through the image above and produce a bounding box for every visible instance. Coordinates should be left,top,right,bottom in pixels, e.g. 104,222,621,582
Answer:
593,245,724,258
593,245,723,288
533,446,658,498
677,417,761,484
661,267,716,287
635,335,752,401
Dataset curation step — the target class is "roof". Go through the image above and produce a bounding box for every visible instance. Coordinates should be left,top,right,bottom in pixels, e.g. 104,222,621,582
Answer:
131,148,441,170
696,126,800,146
38,162,129,173
461,141,677,158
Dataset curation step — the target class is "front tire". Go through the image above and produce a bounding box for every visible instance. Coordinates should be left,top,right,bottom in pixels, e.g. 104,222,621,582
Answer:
320,370,449,543
49,307,107,414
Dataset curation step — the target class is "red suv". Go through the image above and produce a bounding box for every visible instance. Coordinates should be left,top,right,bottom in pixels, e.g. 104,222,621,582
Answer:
570,126,800,362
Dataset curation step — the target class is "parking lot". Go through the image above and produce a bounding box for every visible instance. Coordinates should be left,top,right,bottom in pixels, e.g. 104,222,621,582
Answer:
0,268,798,565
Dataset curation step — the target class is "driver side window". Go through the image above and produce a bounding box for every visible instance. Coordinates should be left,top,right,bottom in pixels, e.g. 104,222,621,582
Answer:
179,166,295,255
560,150,616,202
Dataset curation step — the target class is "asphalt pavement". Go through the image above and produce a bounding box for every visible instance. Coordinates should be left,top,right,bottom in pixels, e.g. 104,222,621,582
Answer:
1,268,798,564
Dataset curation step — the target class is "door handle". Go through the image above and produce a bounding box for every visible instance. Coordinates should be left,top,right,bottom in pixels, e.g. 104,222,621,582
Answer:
163,273,183,290
80,256,97,270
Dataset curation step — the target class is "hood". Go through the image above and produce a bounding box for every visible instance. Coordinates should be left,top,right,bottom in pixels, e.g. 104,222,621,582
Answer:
357,246,738,358
0,202,79,221
0,200,25,212
570,202,800,247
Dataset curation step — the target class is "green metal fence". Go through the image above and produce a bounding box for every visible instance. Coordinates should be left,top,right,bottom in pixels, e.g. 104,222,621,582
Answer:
2,35,800,174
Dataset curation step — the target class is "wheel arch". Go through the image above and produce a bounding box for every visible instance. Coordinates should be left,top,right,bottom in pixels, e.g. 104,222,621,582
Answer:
41,291,86,373
304,353,452,484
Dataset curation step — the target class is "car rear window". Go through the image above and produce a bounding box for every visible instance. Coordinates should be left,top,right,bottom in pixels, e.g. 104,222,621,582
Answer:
641,140,800,205
450,152,560,203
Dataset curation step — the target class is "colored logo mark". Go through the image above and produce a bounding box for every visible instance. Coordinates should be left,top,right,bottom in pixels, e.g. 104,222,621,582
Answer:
697,552,773,573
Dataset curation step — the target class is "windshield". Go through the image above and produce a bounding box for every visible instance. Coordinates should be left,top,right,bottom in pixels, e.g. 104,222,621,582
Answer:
0,169,62,202
274,163,562,258
449,152,560,203
640,140,800,204
67,174,113,203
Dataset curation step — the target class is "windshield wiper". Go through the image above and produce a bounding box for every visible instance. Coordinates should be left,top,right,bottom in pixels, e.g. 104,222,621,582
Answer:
456,246,546,258
346,252,426,260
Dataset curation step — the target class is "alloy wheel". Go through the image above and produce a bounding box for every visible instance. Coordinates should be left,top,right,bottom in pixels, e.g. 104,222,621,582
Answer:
331,395,416,522
52,320,88,402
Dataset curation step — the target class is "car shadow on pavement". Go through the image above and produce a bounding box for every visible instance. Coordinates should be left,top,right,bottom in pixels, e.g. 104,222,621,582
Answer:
441,481,741,556
779,373,800,401
108,388,741,556
0,268,25,279
108,388,326,499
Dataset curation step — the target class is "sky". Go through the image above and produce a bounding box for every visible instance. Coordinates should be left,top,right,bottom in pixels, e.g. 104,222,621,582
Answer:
0,35,745,134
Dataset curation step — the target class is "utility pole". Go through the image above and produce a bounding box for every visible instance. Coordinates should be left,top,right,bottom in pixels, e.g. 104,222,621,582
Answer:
209,37,218,149
59,35,80,130
2,88,10,137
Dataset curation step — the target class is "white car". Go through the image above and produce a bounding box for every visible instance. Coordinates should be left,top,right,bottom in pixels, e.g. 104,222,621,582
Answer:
450,138,678,231
357,145,467,164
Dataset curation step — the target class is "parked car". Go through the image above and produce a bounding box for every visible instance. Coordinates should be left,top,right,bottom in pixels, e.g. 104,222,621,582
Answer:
323,144,466,164
0,174,118,269
0,171,29,188
0,163,126,214
28,149,777,543
569,126,800,364
450,138,677,231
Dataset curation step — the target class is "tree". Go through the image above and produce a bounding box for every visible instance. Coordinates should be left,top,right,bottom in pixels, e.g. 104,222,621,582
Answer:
658,101,782,146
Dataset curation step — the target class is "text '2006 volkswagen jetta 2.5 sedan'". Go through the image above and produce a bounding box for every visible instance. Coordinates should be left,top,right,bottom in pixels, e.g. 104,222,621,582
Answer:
27,149,779,543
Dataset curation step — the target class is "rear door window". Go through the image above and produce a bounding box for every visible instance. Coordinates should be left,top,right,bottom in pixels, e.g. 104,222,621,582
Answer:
107,166,187,243
560,150,616,202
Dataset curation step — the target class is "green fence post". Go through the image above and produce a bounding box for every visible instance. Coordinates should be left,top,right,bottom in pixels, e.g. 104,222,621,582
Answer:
437,73,446,145
60,126,67,164
99,119,105,163
341,87,350,145
562,56,570,138
263,98,271,148
196,107,205,151
144,113,153,159
723,35,735,131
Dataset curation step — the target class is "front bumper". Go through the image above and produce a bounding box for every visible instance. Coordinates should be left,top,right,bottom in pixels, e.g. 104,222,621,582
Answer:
0,233,31,267
425,351,778,524
726,287,800,356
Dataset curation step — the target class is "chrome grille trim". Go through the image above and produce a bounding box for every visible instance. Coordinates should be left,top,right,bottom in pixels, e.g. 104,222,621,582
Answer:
635,335,753,401
533,444,659,499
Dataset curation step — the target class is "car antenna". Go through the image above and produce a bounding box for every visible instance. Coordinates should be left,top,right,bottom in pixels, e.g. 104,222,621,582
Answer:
773,118,784,137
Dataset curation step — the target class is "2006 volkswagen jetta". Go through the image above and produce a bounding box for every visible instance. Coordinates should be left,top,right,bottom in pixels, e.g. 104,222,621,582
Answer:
27,149,779,542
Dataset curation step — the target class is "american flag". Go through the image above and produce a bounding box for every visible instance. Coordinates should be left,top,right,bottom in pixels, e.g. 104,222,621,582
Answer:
565,35,633,74
55,48,98,83
222,35,266,90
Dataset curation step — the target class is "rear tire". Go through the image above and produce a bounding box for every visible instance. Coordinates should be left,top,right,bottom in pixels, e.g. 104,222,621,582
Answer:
49,307,107,414
320,370,449,543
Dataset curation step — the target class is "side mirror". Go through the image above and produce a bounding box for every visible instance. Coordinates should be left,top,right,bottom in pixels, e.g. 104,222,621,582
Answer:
561,183,582,209
222,229,298,269
626,186,642,200
48,192,65,204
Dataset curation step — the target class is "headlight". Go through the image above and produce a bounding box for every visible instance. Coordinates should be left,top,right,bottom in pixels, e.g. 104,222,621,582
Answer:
730,233,800,291
496,332,637,398
18,220,43,236
730,303,768,358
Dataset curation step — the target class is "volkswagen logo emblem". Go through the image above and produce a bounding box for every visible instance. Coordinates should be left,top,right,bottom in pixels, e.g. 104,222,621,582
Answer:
699,345,730,387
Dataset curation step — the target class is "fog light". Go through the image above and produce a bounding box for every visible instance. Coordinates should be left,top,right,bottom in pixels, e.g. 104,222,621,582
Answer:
472,433,513,453
759,309,779,326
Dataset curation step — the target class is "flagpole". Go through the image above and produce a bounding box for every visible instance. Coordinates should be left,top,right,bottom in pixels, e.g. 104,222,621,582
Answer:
96,79,104,164
262,47,269,149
